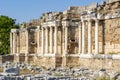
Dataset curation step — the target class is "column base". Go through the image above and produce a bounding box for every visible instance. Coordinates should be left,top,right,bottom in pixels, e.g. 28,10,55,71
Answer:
79,54,93,58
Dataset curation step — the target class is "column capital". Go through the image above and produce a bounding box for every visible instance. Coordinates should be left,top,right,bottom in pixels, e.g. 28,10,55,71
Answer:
45,27,48,29
88,19,92,22
42,27,45,29
37,26,40,29
81,19,84,22
95,19,99,23
50,26,53,29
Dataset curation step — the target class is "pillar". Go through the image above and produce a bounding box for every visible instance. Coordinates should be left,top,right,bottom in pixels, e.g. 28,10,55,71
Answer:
95,19,99,54
10,32,13,54
81,20,85,54
78,22,82,54
54,26,58,54
46,27,48,53
25,30,29,54
64,26,68,54
13,32,16,54
50,27,53,53
42,27,44,55
25,30,28,62
37,27,40,54
88,19,92,54
17,32,20,54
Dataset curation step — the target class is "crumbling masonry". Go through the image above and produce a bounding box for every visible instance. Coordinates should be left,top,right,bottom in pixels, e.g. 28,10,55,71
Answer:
10,0,120,69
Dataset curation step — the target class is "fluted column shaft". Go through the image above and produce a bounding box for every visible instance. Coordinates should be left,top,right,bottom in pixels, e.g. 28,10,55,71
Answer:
82,20,85,54
65,26,68,54
13,32,16,54
10,32,13,54
42,27,44,55
54,27,58,54
46,27,48,53
37,29,40,53
25,30,28,63
95,19,99,54
17,32,20,54
78,22,82,54
50,27,53,53
25,30,29,54
88,19,92,54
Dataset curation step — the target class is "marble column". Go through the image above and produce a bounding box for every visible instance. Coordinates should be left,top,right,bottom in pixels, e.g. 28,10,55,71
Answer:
78,22,82,54
81,20,85,54
17,32,20,54
10,32,13,54
37,27,40,54
25,30,28,63
88,19,92,54
95,19,99,54
13,32,16,54
46,27,48,53
42,27,44,55
25,30,29,54
54,26,58,54
65,26,68,54
50,27,53,53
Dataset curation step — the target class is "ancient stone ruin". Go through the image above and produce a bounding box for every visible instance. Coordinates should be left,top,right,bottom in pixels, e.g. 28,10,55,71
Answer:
10,0,120,69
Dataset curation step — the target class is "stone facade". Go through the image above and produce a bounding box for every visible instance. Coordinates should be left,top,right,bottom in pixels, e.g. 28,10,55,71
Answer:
10,0,120,68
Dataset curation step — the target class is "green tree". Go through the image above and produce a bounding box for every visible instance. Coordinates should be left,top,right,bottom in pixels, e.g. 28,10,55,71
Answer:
0,15,19,55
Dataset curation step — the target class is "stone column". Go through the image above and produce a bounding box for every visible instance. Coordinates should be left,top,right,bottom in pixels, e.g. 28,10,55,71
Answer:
81,20,85,54
88,19,92,54
25,30,29,54
50,27,53,53
42,27,44,55
95,19,99,54
78,22,82,54
54,26,58,54
64,26,68,54
10,32,13,54
37,26,40,54
25,30,28,62
46,27,48,53
13,32,16,54
17,32,20,54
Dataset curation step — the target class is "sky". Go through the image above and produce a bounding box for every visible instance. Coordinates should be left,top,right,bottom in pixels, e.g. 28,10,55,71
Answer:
0,0,103,23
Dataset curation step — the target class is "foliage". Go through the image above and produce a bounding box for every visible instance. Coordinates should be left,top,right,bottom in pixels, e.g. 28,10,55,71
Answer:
0,15,19,55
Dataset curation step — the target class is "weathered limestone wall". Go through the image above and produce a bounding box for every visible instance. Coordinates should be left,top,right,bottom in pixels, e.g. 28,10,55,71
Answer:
30,56,120,71
79,58,120,71
104,18,120,54
0,55,14,63
66,57,80,67
33,56,44,67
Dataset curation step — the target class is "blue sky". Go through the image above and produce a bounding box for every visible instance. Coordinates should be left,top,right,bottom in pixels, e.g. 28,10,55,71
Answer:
0,0,103,23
